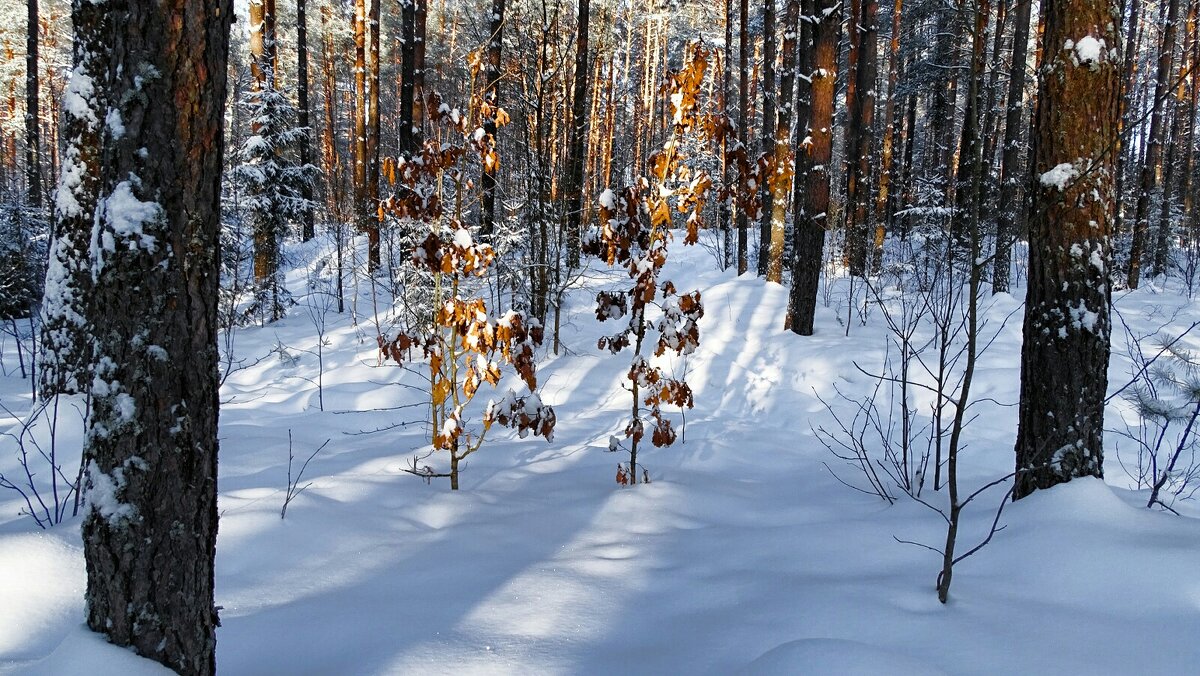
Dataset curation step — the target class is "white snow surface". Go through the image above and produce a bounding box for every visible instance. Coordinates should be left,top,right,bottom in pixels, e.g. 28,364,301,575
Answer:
2,235,1200,674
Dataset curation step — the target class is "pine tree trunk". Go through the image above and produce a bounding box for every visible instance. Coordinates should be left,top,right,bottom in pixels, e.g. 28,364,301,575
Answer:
1114,0,1143,248
787,0,840,335
398,0,417,153
736,0,750,274
766,0,798,283
25,0,40,209
250,0,280,297
564,0,590,269
1129,0,1181,288
874,0,903,236
81,0,232,672
952,0,991,255
413,0,427,146
993,0,1034,294
928,3,961,204
367,0,380,267
352,0,373,265
480,0,505,238
721,0,734,268
1013,0,1119,499
846,0,878,276
297,0,315,241
757,0,777,277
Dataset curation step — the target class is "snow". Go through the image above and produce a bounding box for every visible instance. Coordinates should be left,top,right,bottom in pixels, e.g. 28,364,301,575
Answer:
1040,163,1078,191
452,228,473,249
598,188,618,211
1072,36,1105,67
3,235,1200,674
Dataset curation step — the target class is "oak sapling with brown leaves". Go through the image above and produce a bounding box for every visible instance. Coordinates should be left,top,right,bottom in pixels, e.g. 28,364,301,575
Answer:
377,93,555,490
585,42,716,486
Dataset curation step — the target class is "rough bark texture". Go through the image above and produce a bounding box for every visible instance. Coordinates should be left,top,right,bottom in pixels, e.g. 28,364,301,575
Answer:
994,0,1034,294
81,0,233,673
787,0,839,335
1013,0,1119,499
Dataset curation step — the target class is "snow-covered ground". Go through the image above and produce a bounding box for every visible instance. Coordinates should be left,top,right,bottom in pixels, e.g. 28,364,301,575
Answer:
2,237,1199,675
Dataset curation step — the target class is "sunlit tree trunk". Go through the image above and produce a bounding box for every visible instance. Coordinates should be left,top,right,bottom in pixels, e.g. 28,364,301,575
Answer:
1014,0,1119,499
787,0,840,334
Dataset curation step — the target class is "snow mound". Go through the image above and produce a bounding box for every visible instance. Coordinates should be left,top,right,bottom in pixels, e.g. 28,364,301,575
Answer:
740,638,947,676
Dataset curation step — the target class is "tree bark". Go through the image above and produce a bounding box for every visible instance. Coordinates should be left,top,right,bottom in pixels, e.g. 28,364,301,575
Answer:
81,0,233,672
787,0,840,335
1013,0,1119,499
846,0,878,276
765,0,798,283
736,0,750,274
757,0,777,277
297,0,315,241
398,0,417,153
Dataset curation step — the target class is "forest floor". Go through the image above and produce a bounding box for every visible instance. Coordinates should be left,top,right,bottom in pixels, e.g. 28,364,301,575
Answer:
2,235,1200,675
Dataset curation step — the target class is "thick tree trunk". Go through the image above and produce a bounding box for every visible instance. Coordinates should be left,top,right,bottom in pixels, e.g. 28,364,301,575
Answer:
994,0,1033,293
1128,0,1181,288
81,0,233,672
787,0,840,335
564,0,590,269
1013,0,1119,499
